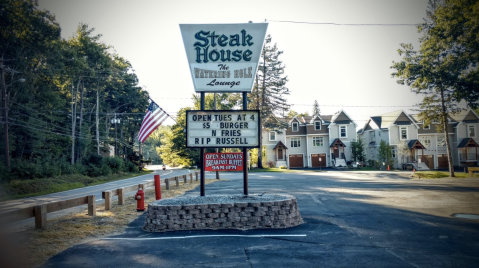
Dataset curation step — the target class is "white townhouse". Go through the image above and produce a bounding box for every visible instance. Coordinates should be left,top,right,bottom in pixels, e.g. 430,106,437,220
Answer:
357,109,479,170
262,110,357,168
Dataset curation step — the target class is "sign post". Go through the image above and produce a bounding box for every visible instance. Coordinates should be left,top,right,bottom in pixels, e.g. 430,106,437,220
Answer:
181,23,267,196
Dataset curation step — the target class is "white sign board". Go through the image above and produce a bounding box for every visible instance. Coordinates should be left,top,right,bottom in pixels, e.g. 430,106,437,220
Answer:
180,23,268,92
186,110,260,148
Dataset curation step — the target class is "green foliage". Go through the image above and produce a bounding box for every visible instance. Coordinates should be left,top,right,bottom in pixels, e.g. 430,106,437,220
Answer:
390,0,479,177
377,140,394,167
249,34,289,168
279,166,287,169
0,1,149,179
350,138,366,163
312,100,320,116
287,110,309,118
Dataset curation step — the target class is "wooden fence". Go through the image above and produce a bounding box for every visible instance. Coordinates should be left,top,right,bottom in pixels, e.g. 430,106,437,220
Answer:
0,171,199,229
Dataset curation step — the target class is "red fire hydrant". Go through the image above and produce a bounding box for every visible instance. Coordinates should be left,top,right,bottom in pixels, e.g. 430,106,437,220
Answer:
135,188,145,211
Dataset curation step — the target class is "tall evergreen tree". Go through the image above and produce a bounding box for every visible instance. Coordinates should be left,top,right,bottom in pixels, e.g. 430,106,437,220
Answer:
312,100,320,116
391,0,479,177
249,35,289,168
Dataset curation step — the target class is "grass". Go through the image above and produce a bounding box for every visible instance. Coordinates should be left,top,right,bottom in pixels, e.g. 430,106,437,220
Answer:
248,167,315,173
0,169,153,201
412,170,479,179
1,178,220,268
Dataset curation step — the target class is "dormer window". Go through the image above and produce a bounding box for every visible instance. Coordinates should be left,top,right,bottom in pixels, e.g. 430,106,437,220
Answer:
292,122,298,132
314,121,321,130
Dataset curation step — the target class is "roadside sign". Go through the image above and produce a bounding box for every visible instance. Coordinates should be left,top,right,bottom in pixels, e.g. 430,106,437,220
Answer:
179,23,268,92
204,153,244,171
186,110,260,148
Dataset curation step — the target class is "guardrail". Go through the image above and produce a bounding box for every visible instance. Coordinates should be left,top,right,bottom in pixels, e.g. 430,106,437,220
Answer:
0,171,200,229
0,195,96,229
102,171,199,210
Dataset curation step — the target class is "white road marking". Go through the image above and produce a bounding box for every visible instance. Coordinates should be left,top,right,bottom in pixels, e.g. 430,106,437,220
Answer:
102,234,307,241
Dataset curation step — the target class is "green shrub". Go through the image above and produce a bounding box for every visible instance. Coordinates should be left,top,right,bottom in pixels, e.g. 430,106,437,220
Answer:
125,161,137,172
279,166,287,169
104,156,124,173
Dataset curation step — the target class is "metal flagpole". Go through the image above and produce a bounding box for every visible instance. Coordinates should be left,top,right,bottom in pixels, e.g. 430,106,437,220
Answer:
243,92,248,196
200,92,205,196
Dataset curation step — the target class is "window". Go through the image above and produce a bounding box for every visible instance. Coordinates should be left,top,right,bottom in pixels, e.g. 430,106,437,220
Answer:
369,131,375,142
313,137,323,146
437,136,446,147
340,126,347,138
292,122,298,132
392,148,396,158
468,125,476,138
291,137,301,147
419,136,431,148
269,131,276,141
423,121,430,129
314,121,321,130
400,127,408,140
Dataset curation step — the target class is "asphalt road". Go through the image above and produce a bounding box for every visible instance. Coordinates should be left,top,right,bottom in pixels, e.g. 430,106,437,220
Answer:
40,170,479,268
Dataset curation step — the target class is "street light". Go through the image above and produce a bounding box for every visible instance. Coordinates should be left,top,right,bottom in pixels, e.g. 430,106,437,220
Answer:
2,77,25,169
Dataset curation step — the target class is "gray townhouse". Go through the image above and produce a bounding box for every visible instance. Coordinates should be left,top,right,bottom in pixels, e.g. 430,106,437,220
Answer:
262,110,357,168
357,109,479,170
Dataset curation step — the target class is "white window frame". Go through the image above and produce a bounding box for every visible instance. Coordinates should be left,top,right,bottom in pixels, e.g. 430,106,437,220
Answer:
340,126,347,138
290,137,301,148
400,127,408,140
312,136,323,147
269,131,276,141
419,136,431,148
468,125,476,138
437,136,446,147
423,121,430,130
314,121,321,130
292,122,299,132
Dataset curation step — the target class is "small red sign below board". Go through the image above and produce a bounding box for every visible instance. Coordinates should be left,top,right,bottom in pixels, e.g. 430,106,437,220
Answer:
204,152,244,171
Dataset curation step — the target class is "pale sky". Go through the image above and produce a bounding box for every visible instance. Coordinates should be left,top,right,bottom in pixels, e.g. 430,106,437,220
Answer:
38,0,428,129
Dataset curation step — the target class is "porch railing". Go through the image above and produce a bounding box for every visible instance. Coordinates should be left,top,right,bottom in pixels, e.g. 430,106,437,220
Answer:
460,153,478,161
420,155,430,168
407,156,416,163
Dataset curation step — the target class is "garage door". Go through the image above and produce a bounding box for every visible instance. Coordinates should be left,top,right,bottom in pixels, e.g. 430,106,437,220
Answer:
437,154,448,169
289,154,304,168
311,154,326,167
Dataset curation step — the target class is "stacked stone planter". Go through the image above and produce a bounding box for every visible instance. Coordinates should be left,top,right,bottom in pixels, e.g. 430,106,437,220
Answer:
143,194,302,232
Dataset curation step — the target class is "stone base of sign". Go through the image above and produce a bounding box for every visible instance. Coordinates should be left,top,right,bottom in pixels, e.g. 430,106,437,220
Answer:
143,194,302,232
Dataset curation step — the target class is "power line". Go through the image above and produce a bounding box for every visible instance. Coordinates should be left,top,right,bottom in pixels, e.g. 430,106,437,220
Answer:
266,19,418,26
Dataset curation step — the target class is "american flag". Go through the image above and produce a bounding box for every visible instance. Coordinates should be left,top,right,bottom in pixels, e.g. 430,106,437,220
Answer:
137,101,169,143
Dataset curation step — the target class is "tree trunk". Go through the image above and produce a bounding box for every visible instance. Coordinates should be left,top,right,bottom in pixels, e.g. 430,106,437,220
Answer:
77,80,85,160
440,87,455,177
96,81,100,155
71,79,81,164
258,51,267,169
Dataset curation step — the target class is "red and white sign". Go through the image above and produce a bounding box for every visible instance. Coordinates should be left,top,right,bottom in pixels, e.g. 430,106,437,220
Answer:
204,152,244,171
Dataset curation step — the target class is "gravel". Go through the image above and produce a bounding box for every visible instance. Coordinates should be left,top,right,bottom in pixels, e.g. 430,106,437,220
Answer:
149,194,296,206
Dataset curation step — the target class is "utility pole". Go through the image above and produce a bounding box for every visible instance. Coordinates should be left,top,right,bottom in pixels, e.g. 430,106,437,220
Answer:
96,80,100,155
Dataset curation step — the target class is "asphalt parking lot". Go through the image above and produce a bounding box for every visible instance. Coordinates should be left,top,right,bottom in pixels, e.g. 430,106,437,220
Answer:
41,171,479,268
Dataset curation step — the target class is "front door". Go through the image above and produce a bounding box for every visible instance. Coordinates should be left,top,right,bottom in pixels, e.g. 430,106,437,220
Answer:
278,148,283,160
334,147,339,158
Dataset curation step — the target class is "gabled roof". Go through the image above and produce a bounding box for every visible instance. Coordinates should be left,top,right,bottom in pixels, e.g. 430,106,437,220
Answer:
449,109,479,123
309,114,325,124
330,138,347,148
457,138,479,148
273,140,289,149
408,139,426,150
393,110,419,128
330,109,357,126
371,116,382,129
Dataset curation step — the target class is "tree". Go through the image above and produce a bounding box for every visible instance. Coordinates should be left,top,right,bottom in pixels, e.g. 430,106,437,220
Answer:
350,138,366,163
249,35,289,168
312,100,320,116
391,0,479,177
377,140,393,167
287,110,309,119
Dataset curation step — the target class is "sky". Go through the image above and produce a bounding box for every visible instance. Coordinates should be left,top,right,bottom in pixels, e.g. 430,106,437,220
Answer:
38,0,428,129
